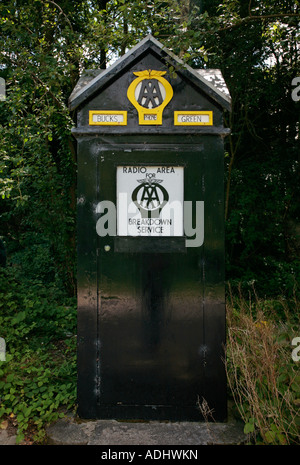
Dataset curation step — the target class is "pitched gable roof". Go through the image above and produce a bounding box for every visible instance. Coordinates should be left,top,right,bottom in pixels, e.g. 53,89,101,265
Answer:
69,35,231,112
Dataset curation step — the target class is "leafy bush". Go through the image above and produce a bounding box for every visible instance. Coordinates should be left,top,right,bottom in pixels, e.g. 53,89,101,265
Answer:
226,287,300,445
0,267,77,443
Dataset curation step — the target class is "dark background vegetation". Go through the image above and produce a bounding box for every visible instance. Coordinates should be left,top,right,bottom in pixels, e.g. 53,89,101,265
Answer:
1,0,299,298
0,0,299,444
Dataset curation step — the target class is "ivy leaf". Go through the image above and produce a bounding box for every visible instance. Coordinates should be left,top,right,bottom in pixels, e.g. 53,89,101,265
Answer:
244,419,255,434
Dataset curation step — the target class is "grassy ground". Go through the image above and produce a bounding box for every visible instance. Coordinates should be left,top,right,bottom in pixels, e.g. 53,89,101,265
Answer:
226,285,300,445
0,267,77,443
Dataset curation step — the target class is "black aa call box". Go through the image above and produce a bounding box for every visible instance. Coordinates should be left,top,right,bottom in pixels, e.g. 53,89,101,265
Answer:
69,35,231,421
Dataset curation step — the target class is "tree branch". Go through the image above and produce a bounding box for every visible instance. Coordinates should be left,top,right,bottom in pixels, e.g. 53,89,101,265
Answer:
46,0,73,31
7,54,65,109
217,12,300,33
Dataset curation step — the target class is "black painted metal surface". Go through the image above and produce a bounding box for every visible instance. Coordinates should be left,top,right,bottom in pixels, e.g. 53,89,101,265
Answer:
71,36,230,422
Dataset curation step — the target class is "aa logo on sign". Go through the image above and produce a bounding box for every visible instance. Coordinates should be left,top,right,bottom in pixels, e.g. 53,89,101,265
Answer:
132,176,169,216
127,70,173,125
137,78,164,109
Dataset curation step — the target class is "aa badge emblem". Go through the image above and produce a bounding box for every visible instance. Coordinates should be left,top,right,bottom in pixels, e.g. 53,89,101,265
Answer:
132,177,169,218
127,70,173,125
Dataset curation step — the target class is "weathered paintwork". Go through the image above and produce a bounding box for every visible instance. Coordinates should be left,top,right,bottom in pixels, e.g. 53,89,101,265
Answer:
70,36,230,421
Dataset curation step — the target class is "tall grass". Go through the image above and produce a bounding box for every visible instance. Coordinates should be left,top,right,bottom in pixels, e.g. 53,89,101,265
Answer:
226,286,300,445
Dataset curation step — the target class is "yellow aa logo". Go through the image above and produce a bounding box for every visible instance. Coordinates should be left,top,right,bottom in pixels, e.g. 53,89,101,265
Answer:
127,70,173,125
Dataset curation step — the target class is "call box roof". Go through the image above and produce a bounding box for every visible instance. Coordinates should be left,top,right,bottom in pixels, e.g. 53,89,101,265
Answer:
69,35,231,112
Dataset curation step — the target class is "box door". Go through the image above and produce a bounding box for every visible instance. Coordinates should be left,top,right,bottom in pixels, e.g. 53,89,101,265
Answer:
96,147,207,420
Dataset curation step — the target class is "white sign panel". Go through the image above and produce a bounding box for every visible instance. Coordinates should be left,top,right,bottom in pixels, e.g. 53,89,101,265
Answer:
117,166,184,237
174,111,213,126
89,111,127,125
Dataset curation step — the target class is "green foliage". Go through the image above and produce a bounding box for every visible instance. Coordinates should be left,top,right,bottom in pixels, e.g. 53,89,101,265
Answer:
0,0,77,295
226,289,300,445
198,3,300,297
0,267,76,443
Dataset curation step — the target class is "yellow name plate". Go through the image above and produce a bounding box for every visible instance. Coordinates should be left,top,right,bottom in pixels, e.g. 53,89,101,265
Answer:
174,111,213,126
89,111,127,125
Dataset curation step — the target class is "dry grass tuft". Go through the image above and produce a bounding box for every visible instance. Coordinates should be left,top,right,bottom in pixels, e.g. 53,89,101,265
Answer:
225,285,300,444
